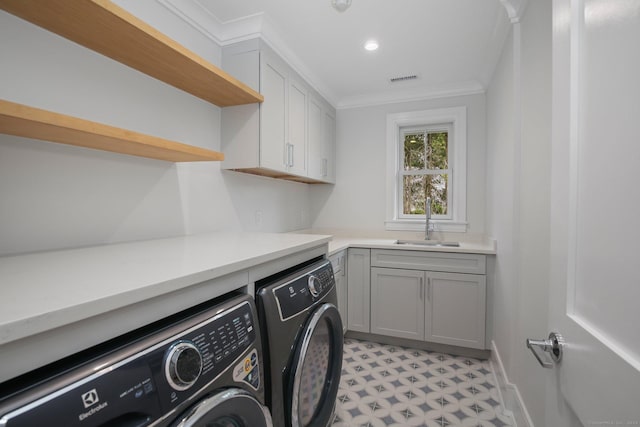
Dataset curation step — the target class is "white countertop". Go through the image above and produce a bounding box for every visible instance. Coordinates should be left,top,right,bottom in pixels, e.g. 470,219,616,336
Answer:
0,232,331,347
326,237,496,256
0,228,494,383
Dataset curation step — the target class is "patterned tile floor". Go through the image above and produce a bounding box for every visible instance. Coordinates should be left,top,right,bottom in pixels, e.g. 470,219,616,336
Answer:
331,338,514,427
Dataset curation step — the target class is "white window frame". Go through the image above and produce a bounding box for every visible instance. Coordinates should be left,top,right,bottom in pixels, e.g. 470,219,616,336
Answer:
385,107,467,232
398,124,453,220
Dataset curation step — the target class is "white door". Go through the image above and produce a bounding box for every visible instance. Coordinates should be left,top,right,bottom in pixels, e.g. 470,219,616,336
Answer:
547,0,640,424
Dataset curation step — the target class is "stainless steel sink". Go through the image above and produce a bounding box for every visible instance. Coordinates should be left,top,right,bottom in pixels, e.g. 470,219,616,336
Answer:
394,239,460,247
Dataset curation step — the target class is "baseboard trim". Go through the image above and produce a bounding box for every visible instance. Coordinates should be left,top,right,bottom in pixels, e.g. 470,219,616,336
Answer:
489,340,534,427
345,331,491,360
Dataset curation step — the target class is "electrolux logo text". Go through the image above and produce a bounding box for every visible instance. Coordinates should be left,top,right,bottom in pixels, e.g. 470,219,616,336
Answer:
79,389,108,421
81,389,99,408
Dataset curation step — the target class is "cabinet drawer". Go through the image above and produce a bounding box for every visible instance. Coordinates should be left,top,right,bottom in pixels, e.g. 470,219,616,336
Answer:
371,249,486,274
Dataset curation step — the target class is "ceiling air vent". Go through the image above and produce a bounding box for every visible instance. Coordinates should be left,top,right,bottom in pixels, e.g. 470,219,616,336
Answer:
389,74,418,83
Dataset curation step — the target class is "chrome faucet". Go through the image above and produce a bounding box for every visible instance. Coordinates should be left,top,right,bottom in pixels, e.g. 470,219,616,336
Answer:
425,197,432,240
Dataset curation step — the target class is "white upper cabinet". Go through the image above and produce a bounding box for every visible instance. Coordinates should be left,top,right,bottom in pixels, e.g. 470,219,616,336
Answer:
287,78,307,176
307,95,336,183
323,112,336,183
259,56,288,172
307,96,324,180
221,39,335,184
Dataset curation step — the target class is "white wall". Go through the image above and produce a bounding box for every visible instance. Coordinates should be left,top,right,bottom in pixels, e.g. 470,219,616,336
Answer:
0,6,311,256
486,0,571,425
310,94,486,235
486,14,518,404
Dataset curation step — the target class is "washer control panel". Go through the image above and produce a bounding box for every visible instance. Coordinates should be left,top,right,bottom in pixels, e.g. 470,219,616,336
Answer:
165,341,203,391
0,297,259,427
156,301,257,410
232,348,261,390
273,261,335,321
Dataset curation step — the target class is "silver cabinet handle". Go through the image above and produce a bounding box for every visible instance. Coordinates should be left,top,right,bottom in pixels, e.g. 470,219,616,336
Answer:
427,277,431,301
526,332,564,368
419,277,423,300
288,144,294,167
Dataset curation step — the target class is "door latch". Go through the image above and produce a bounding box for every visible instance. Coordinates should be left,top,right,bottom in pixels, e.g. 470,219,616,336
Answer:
526,332,564,368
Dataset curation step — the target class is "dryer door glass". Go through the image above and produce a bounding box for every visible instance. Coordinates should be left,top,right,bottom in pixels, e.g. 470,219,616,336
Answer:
290,303,343,427
172,389,271,427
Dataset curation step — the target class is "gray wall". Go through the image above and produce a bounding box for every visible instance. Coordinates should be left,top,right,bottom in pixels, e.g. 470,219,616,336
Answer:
0,6,311,256
485,0,567,425
310,94,487,235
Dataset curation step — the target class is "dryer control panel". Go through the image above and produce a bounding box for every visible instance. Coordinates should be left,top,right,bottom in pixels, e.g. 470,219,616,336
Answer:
0,295,261,427
273,261,335,321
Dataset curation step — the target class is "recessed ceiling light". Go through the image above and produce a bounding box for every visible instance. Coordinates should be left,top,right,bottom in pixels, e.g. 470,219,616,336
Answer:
364,40,379,51
332,0,352,12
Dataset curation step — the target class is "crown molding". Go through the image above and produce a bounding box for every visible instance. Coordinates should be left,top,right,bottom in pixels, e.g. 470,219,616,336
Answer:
157,0,264,45
498,0,529,23
336,81,486,110
157,0,339,107
254,17,340,106
158,0,499,110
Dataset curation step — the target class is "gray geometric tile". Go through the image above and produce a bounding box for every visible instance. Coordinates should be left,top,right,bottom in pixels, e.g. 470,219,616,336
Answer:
485,397,501,408
356,389,368,398
480,381,494,389
486,417,510,427
449,392,466,403
333,339,514,426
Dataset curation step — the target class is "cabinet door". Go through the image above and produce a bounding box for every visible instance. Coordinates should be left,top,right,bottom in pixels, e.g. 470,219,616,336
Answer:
307,96,324,181
259,56,287,172
371,268,425,340
287,79,307,176
323,112,336,183
335,266,347,334
425,272,486,349
329,251,348,334
346,248,370,333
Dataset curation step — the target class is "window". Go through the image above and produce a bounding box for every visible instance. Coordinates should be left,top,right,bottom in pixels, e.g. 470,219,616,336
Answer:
400,126,451,219
386,107,467,232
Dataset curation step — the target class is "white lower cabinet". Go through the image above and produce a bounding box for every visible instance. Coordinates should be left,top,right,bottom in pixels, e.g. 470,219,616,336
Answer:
371,267,486,349
425,271,486,349
366,249,488,350
346,248,370,333
371,267,425,340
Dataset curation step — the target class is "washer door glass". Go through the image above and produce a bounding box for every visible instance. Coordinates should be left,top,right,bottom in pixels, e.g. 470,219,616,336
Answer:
172,389,272,427
290,303,343,427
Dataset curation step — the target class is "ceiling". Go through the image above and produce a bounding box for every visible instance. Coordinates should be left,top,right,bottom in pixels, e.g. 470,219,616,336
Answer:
166,0,521,108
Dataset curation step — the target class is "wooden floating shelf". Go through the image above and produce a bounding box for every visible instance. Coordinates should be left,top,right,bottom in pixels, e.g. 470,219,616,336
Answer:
0,0,263,107
0,100,224,162
230,168,328,184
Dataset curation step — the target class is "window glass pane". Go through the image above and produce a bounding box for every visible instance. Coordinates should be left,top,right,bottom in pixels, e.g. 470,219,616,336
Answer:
403,133,425,171
402,175,425,215
426,132,448,170
402,174,448,215
430,173,448,214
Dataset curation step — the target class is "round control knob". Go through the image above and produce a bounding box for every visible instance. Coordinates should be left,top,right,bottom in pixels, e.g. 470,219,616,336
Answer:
165,341,203,391
308,275,321,297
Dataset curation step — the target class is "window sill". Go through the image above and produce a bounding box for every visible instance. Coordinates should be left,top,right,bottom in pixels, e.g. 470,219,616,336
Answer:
384,220,468,233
